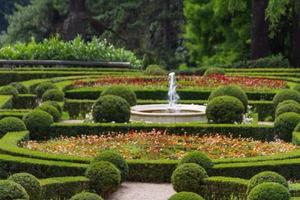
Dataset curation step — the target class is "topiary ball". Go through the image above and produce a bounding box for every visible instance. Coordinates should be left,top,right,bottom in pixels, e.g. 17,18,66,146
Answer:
273,89,300,108
179,151,213,171
144,65,167,75
277,100,300,110
275,103,300,118
171,163,208,193
35,82,57,98
0,180,29,200
247,182,290,200
204,67,225,76
208,85,248,109
36,104,61,122
0,117,26,138
42,101,63,114
247,171,288,194
0,85,19,97
206,96,245,124
274,112,300,141
85,161,121,196
8,173,42,200
101,86,137,106
42,89,65,102
168,192,204,200
9,82,29,94
70,192,103,200
92,95,130,123
92,151,129,182
22,110,53,139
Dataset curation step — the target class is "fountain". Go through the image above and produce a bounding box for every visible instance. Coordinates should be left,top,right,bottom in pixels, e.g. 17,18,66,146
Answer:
130,72,207,123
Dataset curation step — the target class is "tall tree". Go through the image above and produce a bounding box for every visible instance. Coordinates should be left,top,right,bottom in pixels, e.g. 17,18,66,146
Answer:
291,1,300,67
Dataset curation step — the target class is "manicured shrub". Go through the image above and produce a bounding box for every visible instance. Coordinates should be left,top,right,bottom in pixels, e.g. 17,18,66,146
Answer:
293,84,300,93
42,101,63,114
208,85,248,109
144,65,167,75
168,192,204,200
92,151,129,182
92,95,130,123
35,82,57,98
0,117,26,137
206,96,245,123
275,103,300,118
273,89,300,108
247,171,288,194
9,82,29,94
42,89,65,102
179,151,213,171
247,182,290,200
22,110,53,139
0,180,29,200
0,85,19,97
204,67,225,76
277,100,300,110
101,86,137,106
70,192,103,200
36,104,61,122
85,161,121,196
171,163,208,193
274,112,300,141
8,173,42,200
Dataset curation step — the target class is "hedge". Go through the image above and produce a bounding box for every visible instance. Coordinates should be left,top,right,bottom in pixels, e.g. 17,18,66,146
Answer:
0,95,12,109
12,94,37,109
0,110,31,120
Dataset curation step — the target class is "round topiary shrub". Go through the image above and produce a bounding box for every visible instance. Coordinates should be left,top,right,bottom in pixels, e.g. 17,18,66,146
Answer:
208,85,248,109
206,96,245,123
168,192,204,200
36,104,61,122
275,103,300,118
0,117,26,137
70,192,103,200
9,82,29,94
247,182,290,200
273,89,300,108
274,112,300,141
0,85,19,97
8,173,41,200
42,89,64,102
171,163,208,193
277,100,300,110
0,180,29,200
22,110,53,139
101,86,137,106
144,65,167,75
92,95,130,123
42,101,63,114
179,151,213,171
35,82,57,98
204,67,225,76
247,171,288,194
92,151,129,182
85,161,121,196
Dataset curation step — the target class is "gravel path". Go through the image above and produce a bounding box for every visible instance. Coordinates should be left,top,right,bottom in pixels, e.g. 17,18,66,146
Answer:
107,182,175,200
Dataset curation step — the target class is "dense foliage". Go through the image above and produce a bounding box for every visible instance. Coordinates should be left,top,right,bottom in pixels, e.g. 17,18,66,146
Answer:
0,117,26,138
247,182,290,200
0,180,29,200
101,86,137,106
179,151,213,171
168,192,204,200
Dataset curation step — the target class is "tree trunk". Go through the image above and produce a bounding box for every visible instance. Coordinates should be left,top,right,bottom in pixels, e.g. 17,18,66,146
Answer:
251,0,271,59
291,3,300,67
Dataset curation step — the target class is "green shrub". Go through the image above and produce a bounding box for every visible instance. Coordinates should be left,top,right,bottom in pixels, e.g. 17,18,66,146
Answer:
0,85,19,97
22,110,53,139
0,117,26,138
171,163,208,193
179,151,213,171
101,86,137,106
42,101,63,114
85,161,121,196
293,84,300,93
206,96,245,123
274,112,300,141
204,67,225,76
35,82,57,98
36,104,61,122
275,103,300,118
247,171,288,194
208,85,248,109
247,182,290,200
273,89,300,108
92,95,130,123
277,100,300,110
0,180,29,200
70,192,103,200
8,173,42,200
168,192,204,200
144,65,167,75
92,150,129,182
9,82,29,94
42,89,65,102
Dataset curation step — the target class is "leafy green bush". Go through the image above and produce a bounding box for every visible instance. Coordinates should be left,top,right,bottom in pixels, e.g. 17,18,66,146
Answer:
0,85,19,97
171,163,208,193
204,67,225,76
293,84,300,93
36,104,61,122
274,112,300,141
277,100,300,110
206,96,245,123
92,95,130,123
273,89,300,108
247,182,290,200
42,89,64,102
35,82,57,98
0,180,29,200
179,151,213,171
168,192,204,200
9,82,29,94
275,103,300,118
85,161,121,196
101,86,137,106
92,151,129,182
0,117,26,138
208,85,248,109
247,171,288,194
144,65,167,75
42,101,62,114
70,192,103,200
8,173,42,200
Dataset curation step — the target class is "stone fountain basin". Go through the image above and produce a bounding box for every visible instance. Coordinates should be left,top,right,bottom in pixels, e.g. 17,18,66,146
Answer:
130,104,207,123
